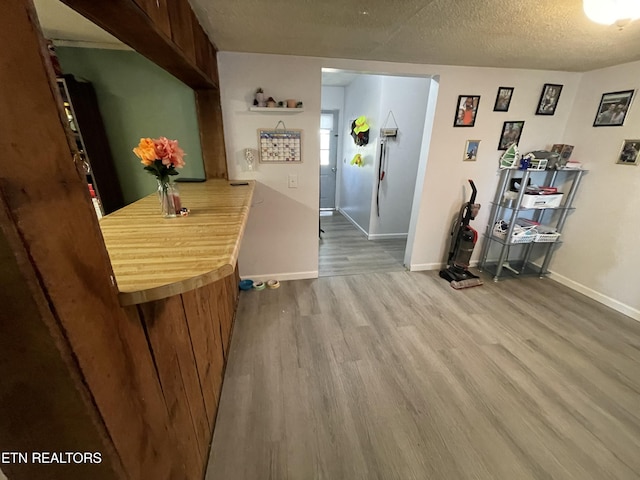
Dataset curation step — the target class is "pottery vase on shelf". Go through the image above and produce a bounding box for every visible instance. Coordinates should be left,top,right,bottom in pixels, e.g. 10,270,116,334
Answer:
255,90,266,107
157,179,180,218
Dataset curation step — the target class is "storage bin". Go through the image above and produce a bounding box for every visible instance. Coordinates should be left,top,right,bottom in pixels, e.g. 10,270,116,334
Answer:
520,193,563,209
493,221,536,244
534,232,561,243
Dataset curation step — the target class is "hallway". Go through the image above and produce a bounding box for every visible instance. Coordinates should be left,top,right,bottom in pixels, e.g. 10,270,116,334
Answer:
319,211,406,277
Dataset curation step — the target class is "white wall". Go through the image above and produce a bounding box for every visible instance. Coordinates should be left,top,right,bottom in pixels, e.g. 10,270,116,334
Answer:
370,76,430,238
219,52,638,320
218,53,321,280
320,86,345,206
339,74,382,232
552,60,640,318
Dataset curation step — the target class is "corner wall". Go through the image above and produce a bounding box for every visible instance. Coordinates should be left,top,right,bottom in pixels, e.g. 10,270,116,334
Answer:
553,60,640,318
219,52,638,320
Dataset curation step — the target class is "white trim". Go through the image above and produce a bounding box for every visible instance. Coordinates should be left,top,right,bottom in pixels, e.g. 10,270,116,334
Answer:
548,270,640,322
337,208,369,236
367,233,408,240
241,271,319,282
409,262,442,271
409,260,479,271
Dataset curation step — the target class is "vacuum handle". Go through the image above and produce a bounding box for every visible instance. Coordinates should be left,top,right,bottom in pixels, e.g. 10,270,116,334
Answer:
468,179,477,204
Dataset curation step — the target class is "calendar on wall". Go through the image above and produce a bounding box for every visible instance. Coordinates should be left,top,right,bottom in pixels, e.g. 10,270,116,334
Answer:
258,128,302,163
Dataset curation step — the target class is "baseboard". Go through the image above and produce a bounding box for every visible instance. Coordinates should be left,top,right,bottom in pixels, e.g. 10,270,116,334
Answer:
337,208,369,237
548,270,640,322
241,271,319,282
367,233,408,240
409,260,479,272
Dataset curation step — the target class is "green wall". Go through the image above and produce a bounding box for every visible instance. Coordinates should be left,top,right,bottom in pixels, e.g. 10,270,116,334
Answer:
57,47,205,204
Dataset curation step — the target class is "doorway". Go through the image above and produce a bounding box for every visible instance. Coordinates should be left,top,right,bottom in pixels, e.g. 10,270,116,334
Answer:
320,110,339,210
319,70,435,277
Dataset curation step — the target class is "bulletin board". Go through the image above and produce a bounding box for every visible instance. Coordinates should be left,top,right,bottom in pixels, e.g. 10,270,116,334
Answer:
258,128,303,163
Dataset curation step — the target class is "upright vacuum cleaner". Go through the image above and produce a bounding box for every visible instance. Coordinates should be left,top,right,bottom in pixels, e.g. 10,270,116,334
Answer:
439,179,483,289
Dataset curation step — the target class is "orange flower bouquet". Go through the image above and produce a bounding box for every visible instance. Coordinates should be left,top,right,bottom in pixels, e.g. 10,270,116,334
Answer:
133,137,186,217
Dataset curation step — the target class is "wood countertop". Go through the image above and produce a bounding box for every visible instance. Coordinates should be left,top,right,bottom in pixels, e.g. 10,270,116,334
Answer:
99,180,254,306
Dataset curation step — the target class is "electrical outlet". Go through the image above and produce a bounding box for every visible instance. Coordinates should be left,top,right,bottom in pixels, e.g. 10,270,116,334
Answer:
288,174,298,188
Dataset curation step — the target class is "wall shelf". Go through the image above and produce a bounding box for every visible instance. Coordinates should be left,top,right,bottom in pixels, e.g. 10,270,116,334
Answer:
249,106,304,113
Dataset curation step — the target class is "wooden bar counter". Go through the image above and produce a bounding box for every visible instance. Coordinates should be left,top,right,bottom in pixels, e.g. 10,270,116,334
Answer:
100,179,254,306
98,179,254,479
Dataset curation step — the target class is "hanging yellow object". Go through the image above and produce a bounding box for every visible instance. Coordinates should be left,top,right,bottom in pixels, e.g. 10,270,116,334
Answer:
353,116,370,134
350,153,364,167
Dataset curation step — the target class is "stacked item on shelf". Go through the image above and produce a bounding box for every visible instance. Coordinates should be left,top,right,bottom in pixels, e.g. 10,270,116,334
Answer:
493,218,562,244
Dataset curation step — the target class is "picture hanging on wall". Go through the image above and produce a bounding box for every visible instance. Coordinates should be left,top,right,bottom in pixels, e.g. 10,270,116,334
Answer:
616,139,640,165
257,128,302,163
493,87,514,112
453,95,480,127
463,140,480,161
593,90,634,127
497,121,524,150
536,83,563,115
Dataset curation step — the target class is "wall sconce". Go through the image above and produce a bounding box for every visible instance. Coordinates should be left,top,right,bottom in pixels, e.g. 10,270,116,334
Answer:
583,0,640,27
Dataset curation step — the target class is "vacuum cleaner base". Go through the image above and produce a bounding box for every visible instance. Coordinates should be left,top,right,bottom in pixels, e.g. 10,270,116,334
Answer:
439,267,483,289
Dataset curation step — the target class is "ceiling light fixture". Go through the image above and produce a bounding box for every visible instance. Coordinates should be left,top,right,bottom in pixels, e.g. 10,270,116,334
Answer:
583,0,640,27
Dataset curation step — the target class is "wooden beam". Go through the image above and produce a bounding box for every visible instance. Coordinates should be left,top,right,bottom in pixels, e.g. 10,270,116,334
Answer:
196,88,229,179
60,0,216,89
1,1,180,478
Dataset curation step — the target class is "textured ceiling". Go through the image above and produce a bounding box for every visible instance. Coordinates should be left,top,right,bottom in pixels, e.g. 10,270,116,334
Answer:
189,0,640,72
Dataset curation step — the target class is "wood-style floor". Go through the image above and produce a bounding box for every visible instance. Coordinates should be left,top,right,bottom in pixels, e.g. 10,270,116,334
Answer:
206,271,640,480
319,211,407,277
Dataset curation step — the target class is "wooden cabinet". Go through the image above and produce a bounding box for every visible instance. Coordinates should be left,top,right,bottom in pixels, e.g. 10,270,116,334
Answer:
57,74,124,215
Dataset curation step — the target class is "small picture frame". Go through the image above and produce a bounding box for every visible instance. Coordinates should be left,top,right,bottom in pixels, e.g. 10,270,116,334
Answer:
536,83,563,115
498,121,524,151
464,140,480,161
493,87,514,112
453,95,480,127
593,90,634,127
616,139,640,165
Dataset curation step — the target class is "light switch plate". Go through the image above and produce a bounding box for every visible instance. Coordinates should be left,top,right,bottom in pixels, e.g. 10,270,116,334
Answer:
288,174,298,188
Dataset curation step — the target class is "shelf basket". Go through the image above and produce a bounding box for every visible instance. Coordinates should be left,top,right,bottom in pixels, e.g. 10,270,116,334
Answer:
493,221,536,244
534,232,561,243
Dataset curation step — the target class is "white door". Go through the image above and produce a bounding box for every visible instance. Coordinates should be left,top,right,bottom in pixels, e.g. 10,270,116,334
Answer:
319,110,338,209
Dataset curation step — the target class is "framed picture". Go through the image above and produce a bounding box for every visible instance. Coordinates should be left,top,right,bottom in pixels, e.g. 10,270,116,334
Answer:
536,83,563,115
593,90,634,127
453,95,480,127
498,121,524,150
464,140,480,161
616,139,640,165
493,87,514,112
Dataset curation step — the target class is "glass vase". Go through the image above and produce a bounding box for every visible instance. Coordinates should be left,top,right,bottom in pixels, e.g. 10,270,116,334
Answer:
157,179,179,218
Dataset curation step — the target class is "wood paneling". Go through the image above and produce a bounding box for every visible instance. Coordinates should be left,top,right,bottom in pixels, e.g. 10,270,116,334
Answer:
168,0,196,64
1,2,190,479
0,207,121,480
196,88,229,179
60,0,216,89
134,0,171,39
139,297,210,478
1,2,240,479
182,282,227,429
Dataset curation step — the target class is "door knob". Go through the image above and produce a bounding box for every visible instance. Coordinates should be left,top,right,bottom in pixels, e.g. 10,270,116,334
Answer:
331,167,337,173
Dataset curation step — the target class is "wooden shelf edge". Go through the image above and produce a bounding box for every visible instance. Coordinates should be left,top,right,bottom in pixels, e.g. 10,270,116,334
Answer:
117,262,235,306
249,107,304,113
